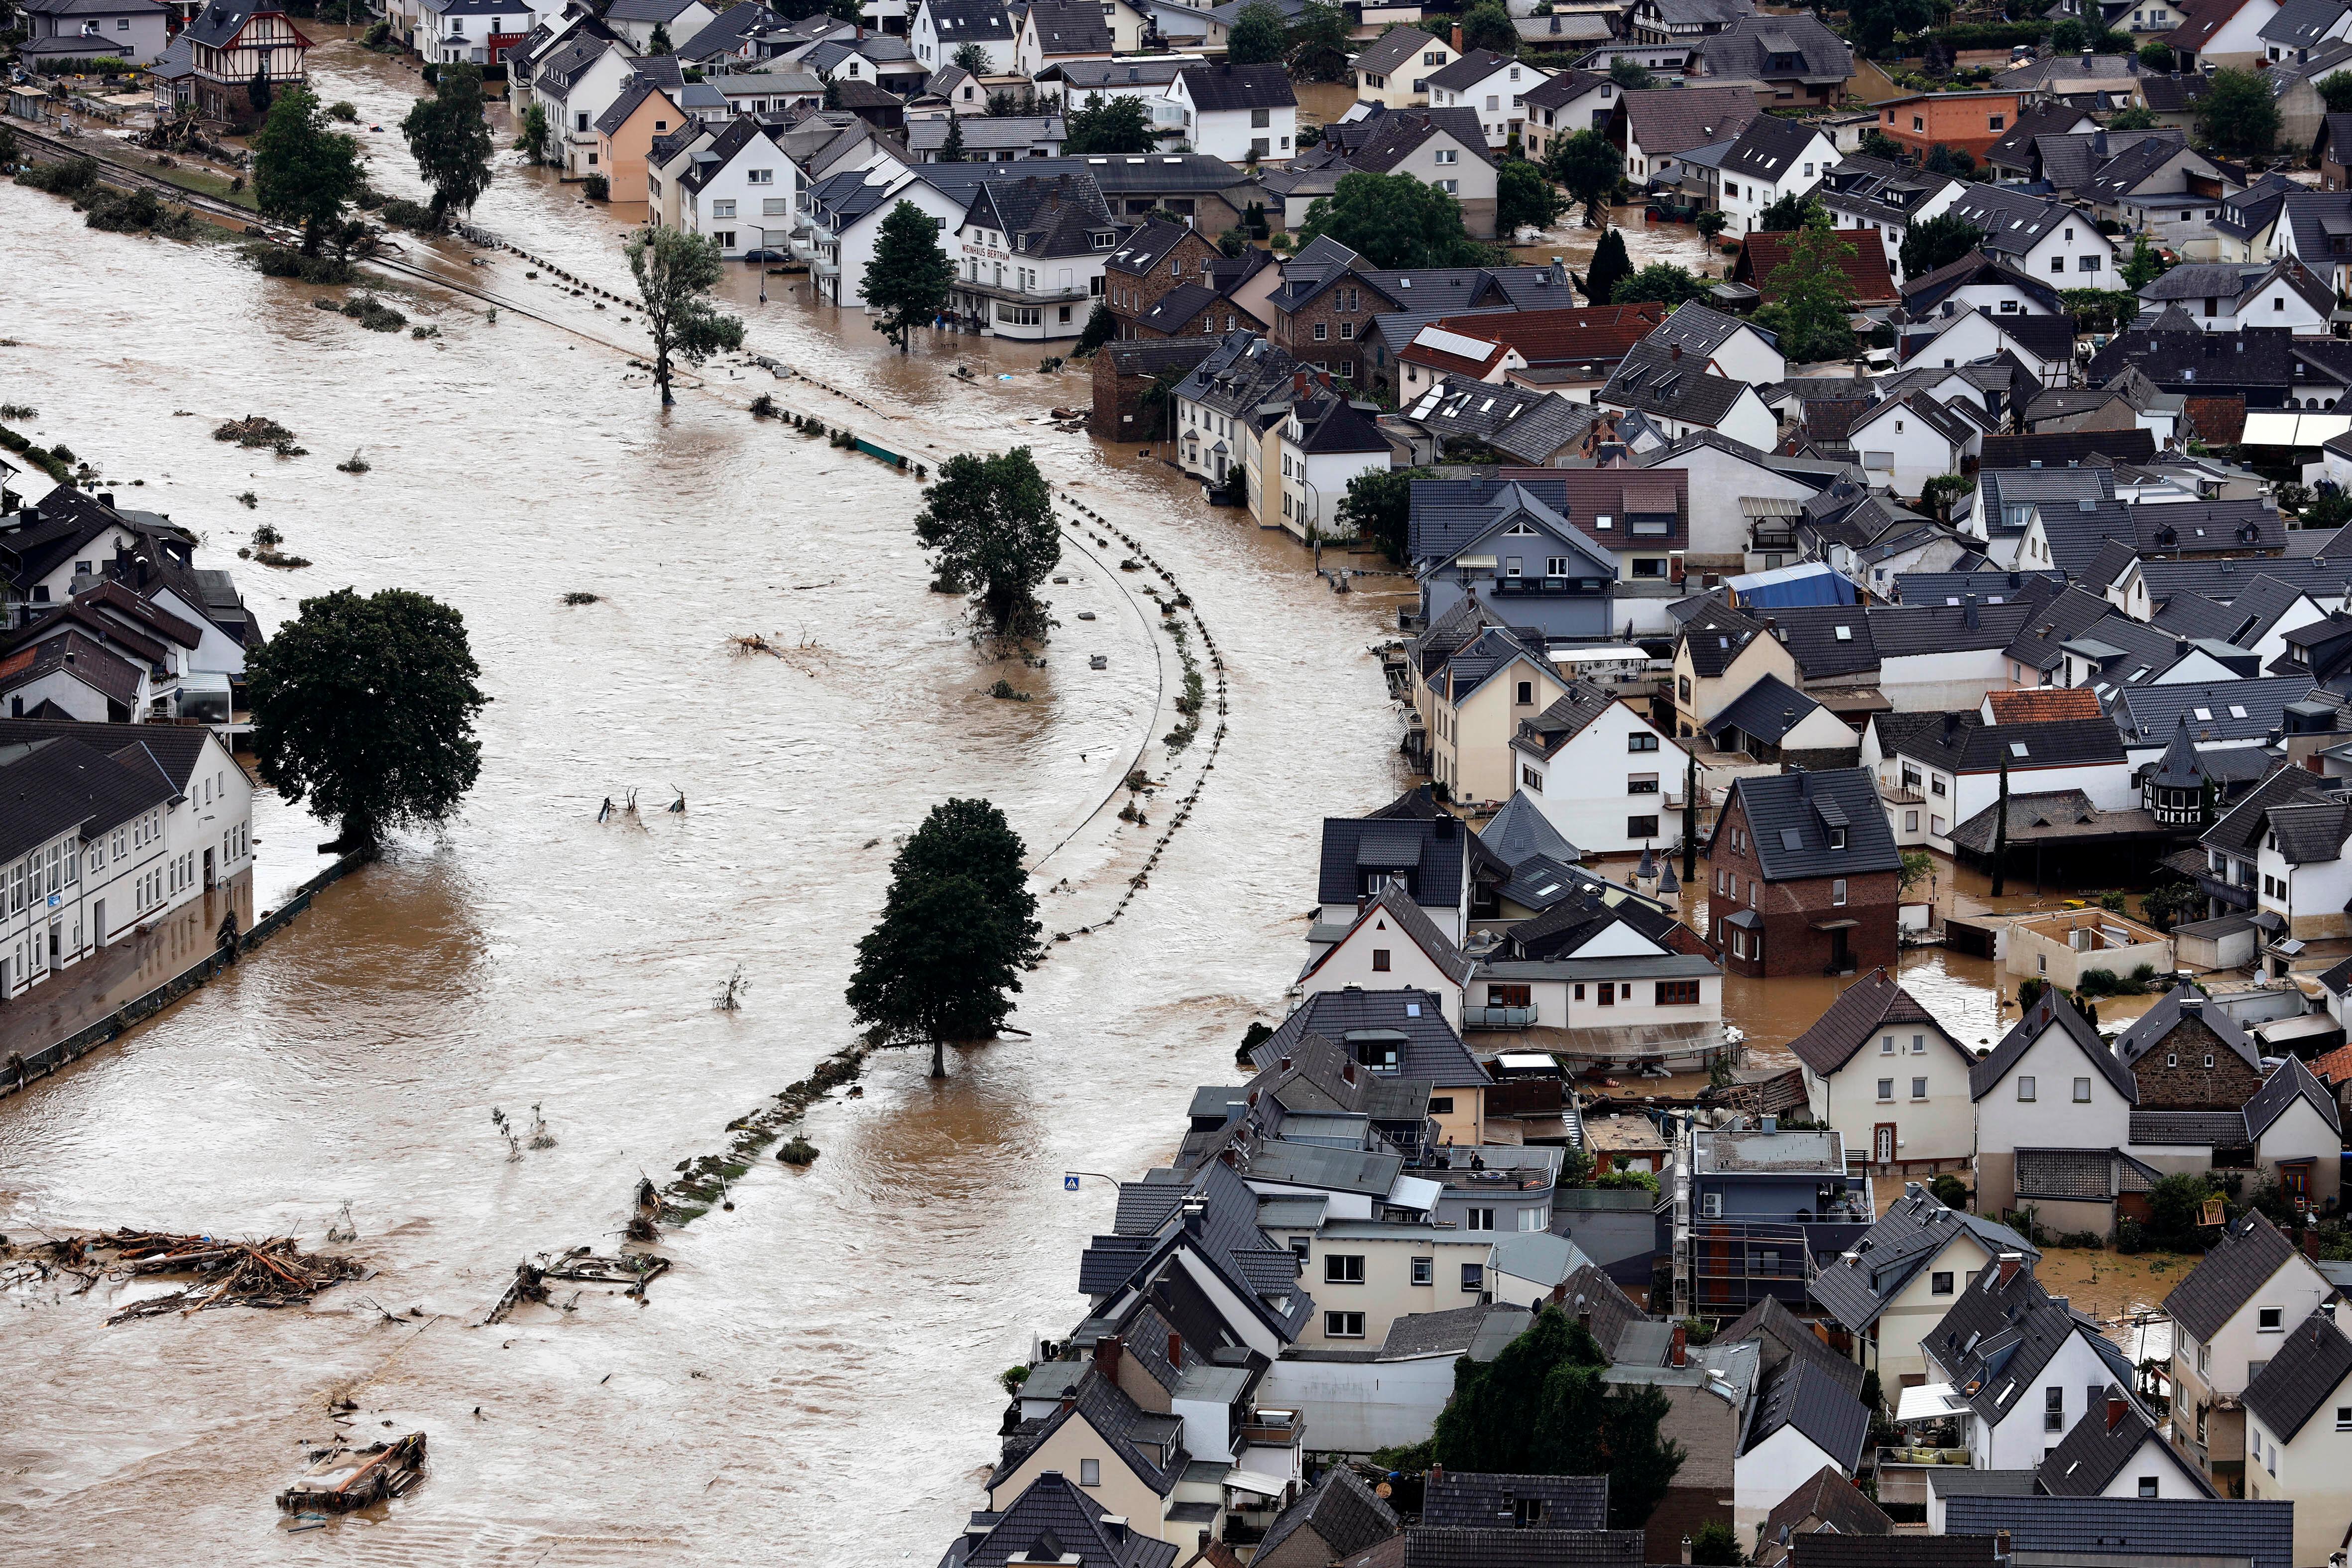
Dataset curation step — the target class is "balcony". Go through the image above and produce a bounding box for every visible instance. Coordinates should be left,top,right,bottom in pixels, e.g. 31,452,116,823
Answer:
1465,1004,1536,1030
1239,1408,1305,1449
1488,576,1608,597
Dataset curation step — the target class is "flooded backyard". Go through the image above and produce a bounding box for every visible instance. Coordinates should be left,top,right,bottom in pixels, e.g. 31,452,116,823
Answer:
0,47,2036,1567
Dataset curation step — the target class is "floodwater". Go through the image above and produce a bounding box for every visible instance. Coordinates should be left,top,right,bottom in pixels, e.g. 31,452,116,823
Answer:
0,49,1985,1566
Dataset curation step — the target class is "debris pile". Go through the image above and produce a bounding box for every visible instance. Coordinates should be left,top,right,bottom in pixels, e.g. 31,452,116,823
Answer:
277,1432,427,1513
212,415,297,448
94,1230,363,1323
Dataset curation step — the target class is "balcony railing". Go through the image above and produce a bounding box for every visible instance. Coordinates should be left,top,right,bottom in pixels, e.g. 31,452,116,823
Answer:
1489,577,1608,597
1240,1412,1305,1447
1465,1004,1536,1029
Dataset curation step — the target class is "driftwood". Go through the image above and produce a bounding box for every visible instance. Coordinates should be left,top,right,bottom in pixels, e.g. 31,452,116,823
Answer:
480,1260,548,1326
277,1432,427,1513
74,1230,361,1324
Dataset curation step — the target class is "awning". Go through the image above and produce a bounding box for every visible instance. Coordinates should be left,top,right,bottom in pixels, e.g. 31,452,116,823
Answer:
1223,1469,1292,1498
1897,1381,1965,1423
2257,1013,2342,1048
1811,918,1861,931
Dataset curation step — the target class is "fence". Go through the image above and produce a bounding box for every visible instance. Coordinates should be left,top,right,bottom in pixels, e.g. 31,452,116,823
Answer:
0,850,367,1099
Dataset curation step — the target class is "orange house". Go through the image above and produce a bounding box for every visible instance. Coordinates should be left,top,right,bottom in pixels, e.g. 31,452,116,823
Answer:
1877,89,2028,161
591,80,686,204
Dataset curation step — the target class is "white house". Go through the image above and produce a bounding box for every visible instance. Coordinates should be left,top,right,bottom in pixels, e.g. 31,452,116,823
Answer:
1811,1186,2040,1392
1732,1359,1870,1551
1597,342,1779,451
1942,184,2121,290
1787,970,1979,1175
1637,432,1820,575
1919,1258,2148,1471
600,0,716,52
1167,62,1296,163
2172,0,2282,70
1422,48,1549,150
673,117,800,258
948,169,1121,341
1295,882,1474,1026
1966,990,2139,1216
2137,258,2336,335
2250,796,2352,942
1648,300,1786,385
2242,1308,2352,1566
0,718,254,1001
2038,1396,2216,1501
1276,389,1393,541
415,0,533,66
1349,25,1455,111
1905,307,2074,387
1697,116,1839,239
910,0,1016,72
1843,391,1982,501
2168,1212,2341,1492
1507,680,1690,857
1011,0,1112,77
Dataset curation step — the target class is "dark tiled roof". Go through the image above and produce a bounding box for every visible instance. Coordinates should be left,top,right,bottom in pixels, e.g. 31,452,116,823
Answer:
1783,968,1945,1077
2243,1308,2352,1441
0,733,179,863
1693,11,1851,83
1938,1496,2291,1568
1257,989,1495,1090
2114,984,2259,1074
923,0,1014,40
1926,1263,2138,1427
1970,989,2138,1103
1744,1355,1869,1471
1176,61,1296,111
1424,45,1518,92
1598,340,1753,425
1351,25,1442,77
2164,1211,2300,1342
1422,1474,1607,1532
2131,1108,2251,1146
1257,1466,1399,1565
952,1470,1182,1568
1721,1293,1866,1397
1702,672,1825,747
1619,84,1761,159
2245,1052,2343,1138
2041,1398,2207,1497
1708,767,1903,881
1305,881,1476,986
1023,0,1112,55
2014,1147,2159,1201
1756,1467,1890,1568
1867,599,2035,657
1792,1537,1993,1568
1403,1528,1645,1568
1809,1186,2036,1334
1877,712,2124,773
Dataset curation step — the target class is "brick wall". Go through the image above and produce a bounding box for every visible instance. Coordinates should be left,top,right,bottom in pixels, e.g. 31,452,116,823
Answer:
1136,295,1258,343
1105,227,1224,332
2129,1014,2264,1110
1089,341,1215,440
1272,273,1380,385
1704,797,1899,978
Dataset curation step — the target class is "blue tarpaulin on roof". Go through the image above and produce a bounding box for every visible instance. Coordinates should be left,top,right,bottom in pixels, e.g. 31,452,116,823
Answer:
1724,562,1856,609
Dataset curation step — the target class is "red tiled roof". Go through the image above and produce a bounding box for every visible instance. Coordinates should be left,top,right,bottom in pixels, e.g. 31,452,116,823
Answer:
1733,229,1898,306
0,648,31,683
2312,1041,2352,1086
1422,303,1667,371
2166,0,2256,51
1986,687,2104,723
2183,394,2247,445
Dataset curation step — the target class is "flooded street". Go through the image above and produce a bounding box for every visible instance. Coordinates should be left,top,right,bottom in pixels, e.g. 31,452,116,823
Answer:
1,49,1984,1566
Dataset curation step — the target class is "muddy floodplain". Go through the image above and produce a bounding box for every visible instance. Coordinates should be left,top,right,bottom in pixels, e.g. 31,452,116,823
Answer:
0,48,2032,1566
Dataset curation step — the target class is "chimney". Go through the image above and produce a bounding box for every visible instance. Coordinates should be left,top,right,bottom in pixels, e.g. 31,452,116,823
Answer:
1198,1531,1211,1553
2180,994,2203,1016
1683,1537,1695,1567
1963,593,1981,629
1997,1252,2022,1287
1996,1530,2013,1568
1671,1323,1689,1367
1451,20,1463,50
99,491,116,509
2108,1393,2129,1432
1061,1394,1077,1414
2307,1227,2323,1260
1183,1198,1205,1232
1168,1329,1183,1365
1094,1335,1121,1383
1430,1462,1445,1485
1342,1058,1357,1084
1671,342,1682,361
1278,1055,1292,1073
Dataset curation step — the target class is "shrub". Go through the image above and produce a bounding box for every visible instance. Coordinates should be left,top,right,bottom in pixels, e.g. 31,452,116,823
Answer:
244,244,356,283
989,678,1032,701
1929,1173,1970,1209
378,196,439,232
563,591,600,604
748,392,777,418
2118,1218,2146,1254
583,173,609,202
328,100,358,121
16,156,102,197
342,293,408,331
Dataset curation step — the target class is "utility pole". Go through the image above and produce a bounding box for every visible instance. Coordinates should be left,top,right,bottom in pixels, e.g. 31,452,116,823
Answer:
1681,747,1698,884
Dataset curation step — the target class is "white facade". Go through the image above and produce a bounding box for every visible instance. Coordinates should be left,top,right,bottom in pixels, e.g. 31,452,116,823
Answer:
2180,0,2281,66
1426,57,1550,149
1298,906,1464,1026
418,0,534,65
1715,126,1840,238
2255,825,2352,937
1463,958,1723,1036
1971,1014,2133,1212
1963,1327,2133,1470
2162,272,2333,335
911,0,1017,72
1603,383,1778,452
2177,1253,2338,1404
1734,1425,1849,1550
1803,1018,1978,1173
604,0,715,51
1353,35,1456,110
1845,398,1971,500
1510,694,1689,856
1166,72,1296,162
680,127,801,257
1840,1228,2006,1388
1909,309,2071,387
1277,417,1392,542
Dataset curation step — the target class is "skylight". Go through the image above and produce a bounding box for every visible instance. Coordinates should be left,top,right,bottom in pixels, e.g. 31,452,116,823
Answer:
1835,626,1852,640
2230,705,2248,718
2194,707,2212,720
2010,742,2029,757
1780,828,1804,849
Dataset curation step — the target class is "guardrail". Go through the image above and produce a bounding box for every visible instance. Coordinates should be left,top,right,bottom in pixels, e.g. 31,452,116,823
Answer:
0,850,366,1100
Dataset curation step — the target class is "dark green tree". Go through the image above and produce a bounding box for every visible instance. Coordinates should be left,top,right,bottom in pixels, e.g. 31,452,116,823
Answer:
2196,67,2281,156
1689,1523,1746,1567
400,61,495,227
1548,127,1621,228
1752,191,1824,233
1844,0,1932,56
1612,262,1707,307
648,20,671,51
1461,0,1519,54
845,799,1043,1078
1583,226,1631,307
251,85,363,254
1062,94,1154,154
1754,217,1858,364
1696,209,1728,245
1858,126,1906,160
248,64,273,120
862,197,956,353
2121,230,2169,287
915,446,1061,642
1225,0,1288,65
1898,211,1983,278
1929,1172,1970,1209
2320,71,2352,113
1075,297,1116,354
2138,39,2176,70
823,75,842,109
2050,17,2088,50
2106,105,2160,129
2146,1172,2219,1250
1923,142,1976,176
1335,466,1424,561
626,224,745,403
248,587,486,858
1432,1306,1687,1529
938,109,967,161
1609,56,1657,91
1297,170,1497,267
512,101,553,164
1287,0,1354,78
1497,158,1566,234
952,40,990,75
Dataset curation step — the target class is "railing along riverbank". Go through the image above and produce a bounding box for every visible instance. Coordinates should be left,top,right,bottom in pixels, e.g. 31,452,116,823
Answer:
0,850,367,1100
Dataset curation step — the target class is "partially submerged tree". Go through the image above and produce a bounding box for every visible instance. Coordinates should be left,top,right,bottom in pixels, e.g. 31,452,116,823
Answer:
862,198,956,353
401,61,495,228
1335,466,1425,561
248,587,486,857
1612,262,1707,307
251,85,363,255
1582,227,1632,307
915,446,1061,642
626,225,745,404
1752,191,1824,233
512,102,553,164
1286,0,1354,78
846,798,1043,1077
1548,128,1620,229
1497,158,1566,234
1225,0,1288,64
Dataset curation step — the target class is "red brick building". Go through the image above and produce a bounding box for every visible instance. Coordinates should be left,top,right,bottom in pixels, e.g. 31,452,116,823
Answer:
1104,221,1226,335
1089,337,1219,441
1704,767,1901,978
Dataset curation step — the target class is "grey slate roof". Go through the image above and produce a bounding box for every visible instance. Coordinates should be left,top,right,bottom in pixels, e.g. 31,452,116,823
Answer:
1481,790,1584,867
1744,1355,1869,1470
1403,1528,1646,1568
2243,1308,2352,1442
1924,1263,2140,1429
0,734,179,865
1351,24,1442,78
1756,1467,1891,1568
2109,675,2321,748
947,1470,1182,1568
2164,1211,2302,1342
2041,1397,2213,1497
2130,1108,2252,1146
1257,988,1495,1090
1969,989,2138,1103
1693,11,1851,84
1809,1184,2036,1334
1937,1495,2293,1568
922,0,1014,40
987,1368,1189,1497
1303,880,1476,987
1176,60,1296,111
1721,1293,1867,1398
2114,983,2260,1075
1422,1473,1608,1532
1782,969,1951,1078
2245,1052,2343,1137
1704,672,1827,748
1619,84,1761,159
1876,711,2124,774
1256,1466,1399,1566
1707,767,1902,882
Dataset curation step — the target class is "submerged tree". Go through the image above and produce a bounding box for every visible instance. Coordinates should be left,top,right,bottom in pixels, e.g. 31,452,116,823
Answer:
249,587,487,858
1582,227,1632,308
846,798,1043,1077
512,102,553,165
626,225,745,404
915,446,1061,641
251,85,363,255
1335,466,1426,562
1547,129,1619,229
862,198,956,353
401,61,496,228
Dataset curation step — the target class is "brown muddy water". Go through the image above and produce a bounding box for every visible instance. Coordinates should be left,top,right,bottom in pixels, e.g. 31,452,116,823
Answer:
0,48,1996,1566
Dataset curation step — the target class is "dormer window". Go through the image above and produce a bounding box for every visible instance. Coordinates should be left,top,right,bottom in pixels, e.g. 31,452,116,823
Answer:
1829,827,1847,849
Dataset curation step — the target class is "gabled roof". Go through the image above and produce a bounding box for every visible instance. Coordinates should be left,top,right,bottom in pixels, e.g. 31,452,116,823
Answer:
1351,24,1443,78
2243,1309,2352,1442
1176,61,1296,112
1600,339,1753,426
988,1367,1190,1497
1423,1473,1607,1532
1693,11,1852,83
1619,84,1761,159
2168,0,2268,50
2163,1210,2302,1342
1939,1496,2291,1568
1677,600,1770,677
2245,1052,2343,1138
1810,1185,2037,1334
1317,813,1469,912
2114,983,2261,1076
1783,968,1954,1077
1745,1355,1869,1470
950,1470,1182,1568
1301,881,1476,987
1925,1262,2139,1428
1722,1293,1867,1398
920,0,1015,40
1255,1465,1399,1565
1022,0,1113,55
1509,683,1630,766
1256,988,1495,1090
1401,1528,1645,1568
1969,989,2138,1103
2203,760,2335,857
2040,1397,2213,1497
1756,1467,1891,1568
1707,767,1903,881
1735,228,1896,307
1704,672,1827,747
593,77,681,136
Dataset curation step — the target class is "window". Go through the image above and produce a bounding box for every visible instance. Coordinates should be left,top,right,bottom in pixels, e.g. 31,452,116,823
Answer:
747,168,773,185
1313,322,1328,341
1932,1271,1955,1295
1879,1079,1894,1101
2046,1386,2066,1432
2018,1076,2037,1101
1325,1311,1366,1338
1912,1035,1926,1054
1326,1254,1365,1283
1628,815,1658,839
1629,773,1659,795
1461,1263,1485,1292
1829,827,1847,849
2138,1477,2158,1499
712,200,736,218
1435,147,1458,165
1881,1036,1895,1055
1412,1257,1433,1286
1702,1192,1722,1217
1629,733,1658,752
1990,114,2005,130
1656,980,1700,1006
1596,983,1616,1007
1517,680,1533,705
1523,764,1543,792
1429,1096,1454,1114
1371,949,1391,972
2337,1407,2352,1432
1467,1208,1496,1230
2080,254,2102,273
2051,255,2066,275
1080,1458,1101,1485
2260,1307,2284,1330
2073,1077,2091,1102
1520,1207,1544,1231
